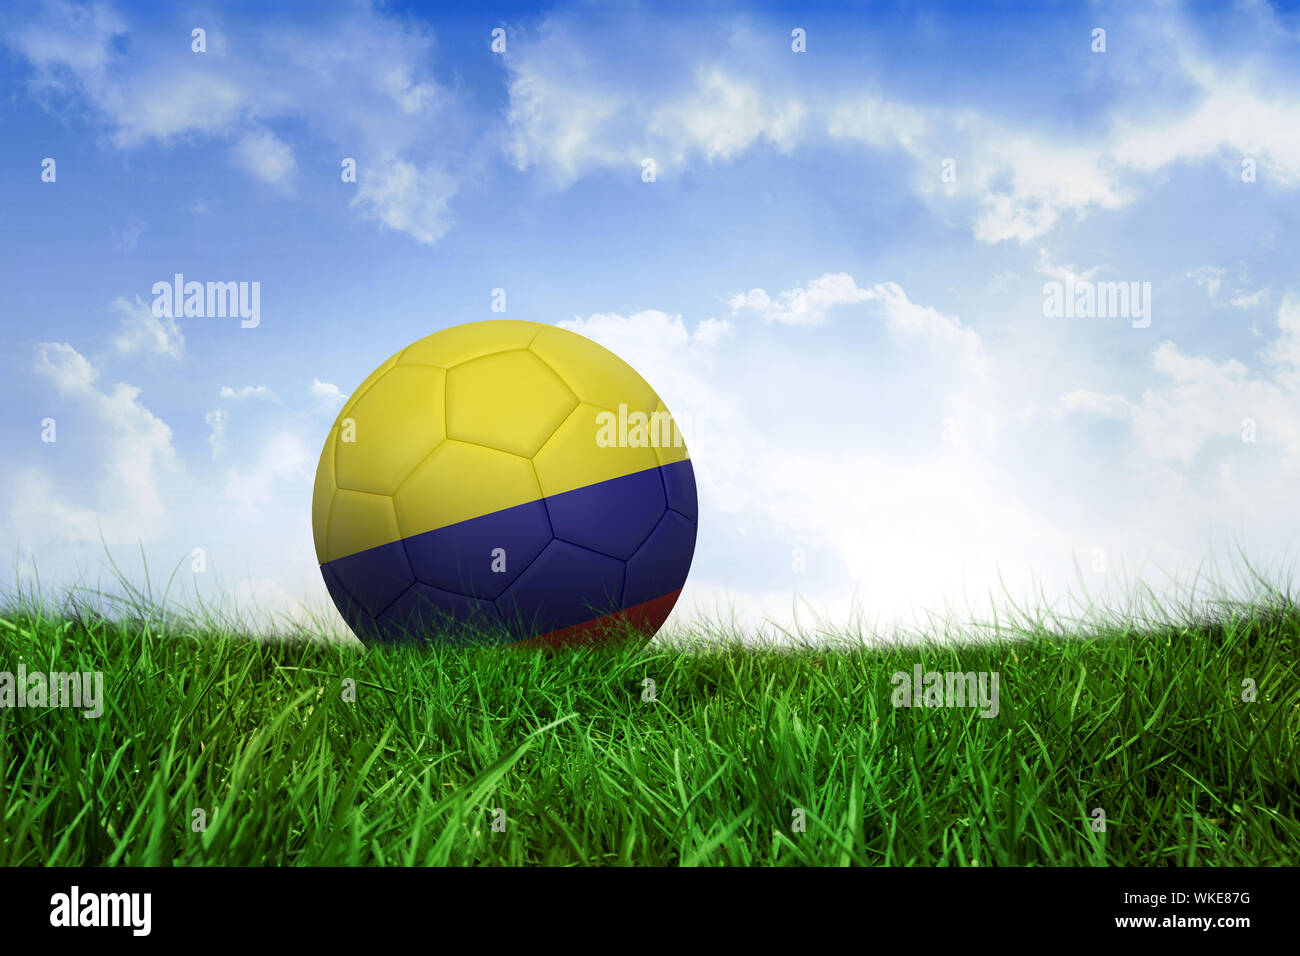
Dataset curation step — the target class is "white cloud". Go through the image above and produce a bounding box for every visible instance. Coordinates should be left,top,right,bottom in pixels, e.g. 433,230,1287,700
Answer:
1036,250,1101,285
30,341,182,537
1109,70,1300,187
310,378,348,412
1183,264,1267,310
14,331,329,634
221,431,313,513
1062,298,1300,466
115,212,146,251
830,98,1131,243
219,385,277,402
693,316,732,346
205,408,227,458
505,60,630,183
1128,342,1273,464
648,67,806,163
34,340,98,393
989,270,1021,291
9,0,125,84
503,14,808,185
972,136,1128,244
6,469,102,548
231,129,296,187
1187,266,1226,299
728,272,986,371
7,3,463,244
1231,287,1268,309
868,282,987,372
507,14,1270,244
728,272,875,326
826,37,1300,243
825,95,928,153
504,15,1167,244
351,157,457,245
1059,390,1132,418
111,295,183,358
1264,295,1300,387
25,3,1291,252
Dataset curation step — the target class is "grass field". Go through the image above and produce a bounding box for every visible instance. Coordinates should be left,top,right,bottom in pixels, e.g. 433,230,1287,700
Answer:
1,585,1298,866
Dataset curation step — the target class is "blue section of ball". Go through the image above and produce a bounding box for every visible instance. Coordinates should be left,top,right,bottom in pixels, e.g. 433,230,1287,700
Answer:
328,539,414,617
495,539,626,636
661,457,698,524
625,510,697,608
379,582,504,646
404,498,552,600
321,460,697,645
546,464,665,559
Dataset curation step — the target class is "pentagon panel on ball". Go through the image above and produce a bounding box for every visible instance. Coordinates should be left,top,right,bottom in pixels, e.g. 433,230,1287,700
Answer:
311,320,697,649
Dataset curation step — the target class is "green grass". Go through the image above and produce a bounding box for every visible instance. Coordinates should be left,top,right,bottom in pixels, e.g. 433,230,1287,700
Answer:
1,589,1298,865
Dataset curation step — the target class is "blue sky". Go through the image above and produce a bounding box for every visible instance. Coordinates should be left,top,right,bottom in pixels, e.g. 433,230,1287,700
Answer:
4,0,1300,639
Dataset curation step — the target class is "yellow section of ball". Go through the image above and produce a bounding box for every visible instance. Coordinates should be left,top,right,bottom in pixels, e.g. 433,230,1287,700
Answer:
532,403,660,499
334,365,446,495
393,440,541,540
445,349,577,458
313,320,690,564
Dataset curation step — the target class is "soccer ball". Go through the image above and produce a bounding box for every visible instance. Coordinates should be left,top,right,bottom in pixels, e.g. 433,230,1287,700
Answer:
311,320,697,648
